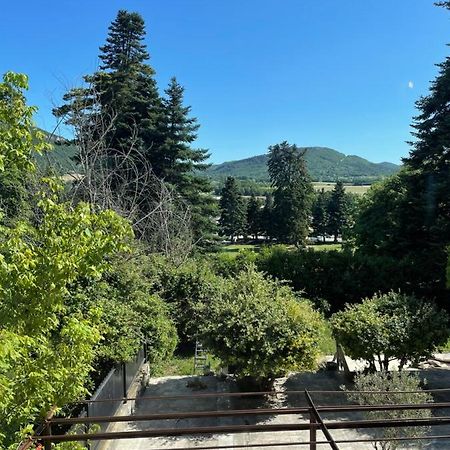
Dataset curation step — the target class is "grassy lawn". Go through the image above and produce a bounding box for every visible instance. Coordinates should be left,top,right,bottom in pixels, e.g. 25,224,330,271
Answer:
219,242,342,256
308,243,342,251
155,354,222,377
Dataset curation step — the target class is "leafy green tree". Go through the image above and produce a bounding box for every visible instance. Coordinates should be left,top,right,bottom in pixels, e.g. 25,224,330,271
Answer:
327,181,349,241
159,78,216,241
0,192,133,447
347,372,432,450
331,291,449,372
311,189,329,241
267,141,313,246
219,176,246,240
246,195,262,239
0,72,134,447
198,266,325,387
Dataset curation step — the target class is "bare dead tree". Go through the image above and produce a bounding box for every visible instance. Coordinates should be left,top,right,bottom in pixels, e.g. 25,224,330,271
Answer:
52,83,194,263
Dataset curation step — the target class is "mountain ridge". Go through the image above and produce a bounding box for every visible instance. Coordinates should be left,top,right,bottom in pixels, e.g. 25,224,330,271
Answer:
206,147,400,183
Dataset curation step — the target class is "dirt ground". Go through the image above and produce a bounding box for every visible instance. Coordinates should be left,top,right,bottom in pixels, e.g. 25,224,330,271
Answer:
103,363,450,450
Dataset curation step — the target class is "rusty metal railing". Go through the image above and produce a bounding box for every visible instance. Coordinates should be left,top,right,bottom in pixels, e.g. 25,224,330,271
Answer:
24,388,450,449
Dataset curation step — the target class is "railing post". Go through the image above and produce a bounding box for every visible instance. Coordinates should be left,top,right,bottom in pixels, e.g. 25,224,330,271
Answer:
122,362,127,402
44,420,52,450
310,409,317,450
84,403,91,450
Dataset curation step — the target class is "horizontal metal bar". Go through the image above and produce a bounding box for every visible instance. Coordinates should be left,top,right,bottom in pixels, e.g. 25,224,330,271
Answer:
50,402,450,425
37,416,450,442
76,387,450,404
38,423,317,441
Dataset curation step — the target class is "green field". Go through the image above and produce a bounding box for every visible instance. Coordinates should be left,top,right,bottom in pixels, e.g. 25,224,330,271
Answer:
313,182,370,194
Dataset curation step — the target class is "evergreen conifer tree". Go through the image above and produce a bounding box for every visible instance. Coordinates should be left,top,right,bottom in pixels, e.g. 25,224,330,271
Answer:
312,189,329,242
261,194,274,240
159,78,216,241
219,177,246,240
327,181,348,242
55,10,216,244
267,142,313,246
246,195,262,240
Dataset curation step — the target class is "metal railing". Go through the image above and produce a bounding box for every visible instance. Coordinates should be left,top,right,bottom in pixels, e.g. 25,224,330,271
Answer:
28,387,450,449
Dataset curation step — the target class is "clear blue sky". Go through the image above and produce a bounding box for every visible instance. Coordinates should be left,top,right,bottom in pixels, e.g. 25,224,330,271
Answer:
2,0,448,164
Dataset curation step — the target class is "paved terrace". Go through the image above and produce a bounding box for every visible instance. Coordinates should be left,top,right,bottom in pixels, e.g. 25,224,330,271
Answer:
104,363,450,450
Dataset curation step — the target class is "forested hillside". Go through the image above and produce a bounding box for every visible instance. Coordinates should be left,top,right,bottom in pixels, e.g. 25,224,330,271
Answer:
206,147,399,183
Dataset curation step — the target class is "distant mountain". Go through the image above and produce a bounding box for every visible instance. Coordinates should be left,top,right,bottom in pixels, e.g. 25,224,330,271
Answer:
34,130,78,173
206,147,400,184
35,134,400,185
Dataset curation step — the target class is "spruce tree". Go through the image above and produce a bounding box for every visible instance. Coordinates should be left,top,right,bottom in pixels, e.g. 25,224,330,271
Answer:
219,177,246,240
267,142,314,246
55,10,162,165
159,78,216,241
397,4,450,291
246,195,262,240
327,181,349,242
312,189,329,242
55,10,216,244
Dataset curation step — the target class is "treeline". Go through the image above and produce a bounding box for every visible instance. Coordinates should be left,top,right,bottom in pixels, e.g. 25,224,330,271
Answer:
218,148,357,244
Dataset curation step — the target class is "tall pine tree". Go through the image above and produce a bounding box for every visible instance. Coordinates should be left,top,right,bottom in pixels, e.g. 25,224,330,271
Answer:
219,177,246,241
267,142,313,246
327,181,349,242
159,78,216,241
246,195,262,240
312,189,329,242
55,10,216,244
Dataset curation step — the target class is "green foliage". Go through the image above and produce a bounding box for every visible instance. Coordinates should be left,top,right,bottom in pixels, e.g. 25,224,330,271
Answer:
206,147,399,183
311,189,329,240
0,72,50,173
332,291,449,371
347,371,432,450
213,245,446,313
55,10,216,245
69,253,177,367
246,195,263,239
151,257,223,348
219,176,246,239
198,266,325,382
260,193,275,239
0,194,132,447
326,180,349,240
268,142,314,246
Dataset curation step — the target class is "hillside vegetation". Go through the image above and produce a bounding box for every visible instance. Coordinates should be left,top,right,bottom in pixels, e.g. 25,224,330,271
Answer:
206,147,399,183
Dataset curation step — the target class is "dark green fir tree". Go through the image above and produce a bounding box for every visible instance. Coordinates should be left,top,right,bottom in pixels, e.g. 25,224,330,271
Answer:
267,142,313,246
246,195,262,240
219,177,246,241
312,189,329,242
327,181,349,242
159,77,216,242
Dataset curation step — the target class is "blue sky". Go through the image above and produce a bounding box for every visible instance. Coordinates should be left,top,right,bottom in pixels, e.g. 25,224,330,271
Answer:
2,1,448,164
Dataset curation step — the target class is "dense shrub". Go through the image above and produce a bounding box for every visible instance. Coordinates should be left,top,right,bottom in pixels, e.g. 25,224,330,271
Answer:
68,253,178,369
331,291,449,371
198,265,325,386
150,257,224,349
347,371,432,450
214,245,446,313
